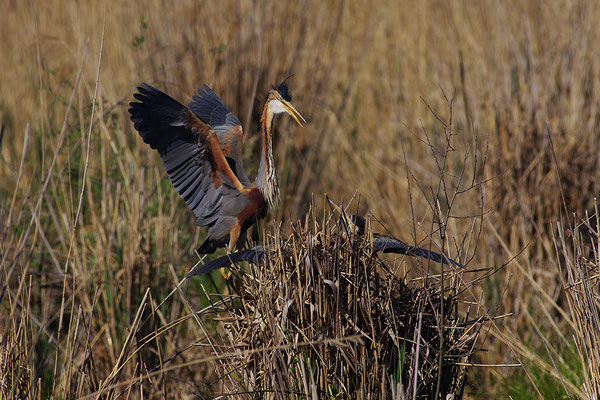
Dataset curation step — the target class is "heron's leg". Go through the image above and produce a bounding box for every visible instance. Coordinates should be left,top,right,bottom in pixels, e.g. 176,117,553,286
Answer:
221,229,240,280
219,246,234,280
236,229,248,250
258,218,265,240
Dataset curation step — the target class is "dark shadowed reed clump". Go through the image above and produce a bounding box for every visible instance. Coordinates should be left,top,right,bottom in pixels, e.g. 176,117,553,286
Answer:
208,208,483,399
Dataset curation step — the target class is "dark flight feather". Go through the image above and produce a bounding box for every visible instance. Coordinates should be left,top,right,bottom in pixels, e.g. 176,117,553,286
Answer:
187,212,461,276
189,85,241,134
186,245,268,276
347,213,461,267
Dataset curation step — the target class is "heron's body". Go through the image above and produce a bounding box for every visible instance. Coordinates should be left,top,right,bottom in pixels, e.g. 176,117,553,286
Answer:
338,207,461,267
129,82,303,254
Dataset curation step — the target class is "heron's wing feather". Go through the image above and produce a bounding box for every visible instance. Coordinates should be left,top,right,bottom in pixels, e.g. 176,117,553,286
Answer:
373,236,413,254
129,84,249,228
129,84,197,154
189,85,250,185
373,235,460,266
186,245,267,277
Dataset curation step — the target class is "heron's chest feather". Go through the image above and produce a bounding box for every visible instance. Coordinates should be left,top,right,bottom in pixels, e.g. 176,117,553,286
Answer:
237,188,268,228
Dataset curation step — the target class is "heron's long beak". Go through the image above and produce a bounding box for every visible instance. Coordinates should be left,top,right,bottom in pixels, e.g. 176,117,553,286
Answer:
283,101,306,127
327,197,357,231
328,197,343,214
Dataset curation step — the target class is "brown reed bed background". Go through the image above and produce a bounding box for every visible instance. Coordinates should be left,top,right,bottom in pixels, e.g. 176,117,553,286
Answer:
1,0,599,398
205,207,482,398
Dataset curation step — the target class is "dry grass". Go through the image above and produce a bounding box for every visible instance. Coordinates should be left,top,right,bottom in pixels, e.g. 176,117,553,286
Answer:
555,208,600,399
206,207,482,398
1,0,600,398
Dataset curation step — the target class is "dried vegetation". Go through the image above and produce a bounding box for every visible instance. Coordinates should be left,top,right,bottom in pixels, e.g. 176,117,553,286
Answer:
1,0,600,398
211,209,481,398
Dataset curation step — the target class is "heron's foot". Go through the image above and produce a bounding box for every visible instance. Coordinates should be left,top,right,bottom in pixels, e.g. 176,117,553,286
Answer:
220,267,233,280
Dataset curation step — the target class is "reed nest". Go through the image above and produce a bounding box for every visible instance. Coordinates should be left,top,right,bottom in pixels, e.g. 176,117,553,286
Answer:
206,210,483,399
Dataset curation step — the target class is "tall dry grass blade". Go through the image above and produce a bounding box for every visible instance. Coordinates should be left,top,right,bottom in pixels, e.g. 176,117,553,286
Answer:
555,213,600,400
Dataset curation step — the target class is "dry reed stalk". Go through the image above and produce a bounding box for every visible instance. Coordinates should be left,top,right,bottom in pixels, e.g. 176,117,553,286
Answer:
1,1,600,397
202,207,483,399
555,204,600,400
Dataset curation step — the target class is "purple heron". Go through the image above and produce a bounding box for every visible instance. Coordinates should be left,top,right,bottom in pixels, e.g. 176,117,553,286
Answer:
129,81,304,254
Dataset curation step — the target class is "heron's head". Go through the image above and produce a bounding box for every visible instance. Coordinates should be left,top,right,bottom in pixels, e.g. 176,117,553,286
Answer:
328,198,367,237
267,80,306,127
349,214,366,236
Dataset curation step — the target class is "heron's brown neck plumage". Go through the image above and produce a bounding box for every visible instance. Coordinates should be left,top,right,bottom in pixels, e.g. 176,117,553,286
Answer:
255,96,279,207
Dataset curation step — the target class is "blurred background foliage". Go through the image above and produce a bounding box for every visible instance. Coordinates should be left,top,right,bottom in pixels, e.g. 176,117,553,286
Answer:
1,0,599,397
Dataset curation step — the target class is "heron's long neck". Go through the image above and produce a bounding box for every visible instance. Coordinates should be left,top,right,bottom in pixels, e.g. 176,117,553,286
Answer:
255,101,279,207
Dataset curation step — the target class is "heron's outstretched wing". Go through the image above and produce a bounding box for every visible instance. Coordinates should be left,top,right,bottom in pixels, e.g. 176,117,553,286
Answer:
372,235,461,267
189,85,250,185
129,84,257,235
186,245,268,277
